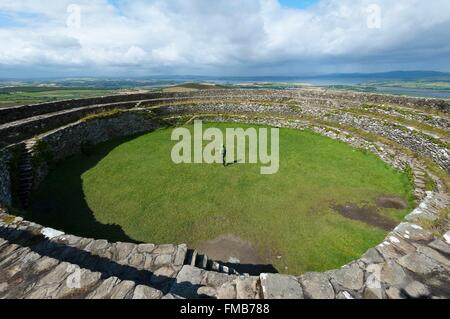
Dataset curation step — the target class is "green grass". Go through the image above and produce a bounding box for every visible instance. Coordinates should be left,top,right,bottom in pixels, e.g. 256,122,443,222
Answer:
0,88,119,107
27,123,414,274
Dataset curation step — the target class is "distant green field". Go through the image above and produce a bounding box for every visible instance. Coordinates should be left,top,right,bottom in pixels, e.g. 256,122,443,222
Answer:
28,123,414,274
0,87,120,108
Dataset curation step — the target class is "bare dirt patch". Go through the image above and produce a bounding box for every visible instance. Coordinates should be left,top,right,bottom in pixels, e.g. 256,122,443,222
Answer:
376,196,408,209
333,204,398,231
197,234,264,264
196,234,278,274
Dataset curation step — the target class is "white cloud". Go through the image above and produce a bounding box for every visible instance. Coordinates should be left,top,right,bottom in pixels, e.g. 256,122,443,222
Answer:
0,0,449,75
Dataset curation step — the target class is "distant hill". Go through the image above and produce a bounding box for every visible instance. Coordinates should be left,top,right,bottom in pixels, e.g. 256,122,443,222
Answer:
162,82,232,92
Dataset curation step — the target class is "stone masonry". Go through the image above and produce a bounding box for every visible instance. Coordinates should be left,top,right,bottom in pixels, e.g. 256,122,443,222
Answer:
0,88,449,299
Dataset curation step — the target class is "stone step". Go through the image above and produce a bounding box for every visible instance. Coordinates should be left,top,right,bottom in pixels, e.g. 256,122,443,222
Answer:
209,260,221,272
190,250,198,267
26,142,37,148
19,192,31,198
202,255,208,269
414,170,426,176
185,249,198,267
20,150,33,156
19,182,32,188
18,161,32,167
19,189,32,195
207,260,240,275
19,176,33,182
183,249,240,275
196,254,208,269
18,195,31,202
221,265,231,274
414,193,425,200
19,201,30,208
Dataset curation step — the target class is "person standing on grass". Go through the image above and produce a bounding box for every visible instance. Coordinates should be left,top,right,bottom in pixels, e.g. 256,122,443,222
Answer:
222,144,227,167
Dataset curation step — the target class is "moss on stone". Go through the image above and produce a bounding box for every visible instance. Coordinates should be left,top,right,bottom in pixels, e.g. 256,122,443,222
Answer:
417,205,450,235
80,109,126,123
31,140,53,168
424,174,438,192
2,215,16,225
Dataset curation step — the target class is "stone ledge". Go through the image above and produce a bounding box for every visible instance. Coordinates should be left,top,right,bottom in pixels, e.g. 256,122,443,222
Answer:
0,89,449,299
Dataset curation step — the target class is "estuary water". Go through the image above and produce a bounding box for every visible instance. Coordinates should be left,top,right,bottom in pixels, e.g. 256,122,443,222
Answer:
371,86,450,99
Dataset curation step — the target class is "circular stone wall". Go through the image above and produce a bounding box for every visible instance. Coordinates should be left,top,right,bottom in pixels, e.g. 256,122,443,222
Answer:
28,122,414,275
1,90,449,299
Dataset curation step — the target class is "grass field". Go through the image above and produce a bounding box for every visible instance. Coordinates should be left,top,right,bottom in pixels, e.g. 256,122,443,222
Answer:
28,123,414,274
0,87,121,108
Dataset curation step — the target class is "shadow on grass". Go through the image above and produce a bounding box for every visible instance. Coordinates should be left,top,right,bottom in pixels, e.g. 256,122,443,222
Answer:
24,134,145,244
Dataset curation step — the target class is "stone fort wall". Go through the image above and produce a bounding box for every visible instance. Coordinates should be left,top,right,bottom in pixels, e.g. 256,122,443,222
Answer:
0,149,11,207
0,90,449,299
1,88,449,126
0,110,161,208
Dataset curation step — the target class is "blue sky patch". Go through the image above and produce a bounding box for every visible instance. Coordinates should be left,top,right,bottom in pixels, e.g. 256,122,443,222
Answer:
0,13,21,28
279,0,318,9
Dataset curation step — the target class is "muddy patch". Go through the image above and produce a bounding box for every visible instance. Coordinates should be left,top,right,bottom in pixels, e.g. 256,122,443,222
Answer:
333,204,398,231
196,234,278,275
376,196,408,210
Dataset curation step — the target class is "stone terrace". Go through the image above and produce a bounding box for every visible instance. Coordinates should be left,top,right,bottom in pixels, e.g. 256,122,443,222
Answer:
0,88,449,299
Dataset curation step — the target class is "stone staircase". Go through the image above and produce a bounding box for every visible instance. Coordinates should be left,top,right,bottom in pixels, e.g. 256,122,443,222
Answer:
17,140,36,208
185,249,240,276
412,166,429,200
1,89,449,299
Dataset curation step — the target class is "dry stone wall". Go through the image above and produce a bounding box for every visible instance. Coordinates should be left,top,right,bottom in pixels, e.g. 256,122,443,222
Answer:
326,113,450,173
38,110,161,161
0,101,141,145
0,149,11,207
0,92,169,125
0,213,188,299
1,88,449,126
0,89,449,299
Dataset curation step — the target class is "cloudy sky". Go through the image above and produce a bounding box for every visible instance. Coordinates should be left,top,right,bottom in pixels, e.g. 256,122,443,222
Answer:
0,0,449,77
